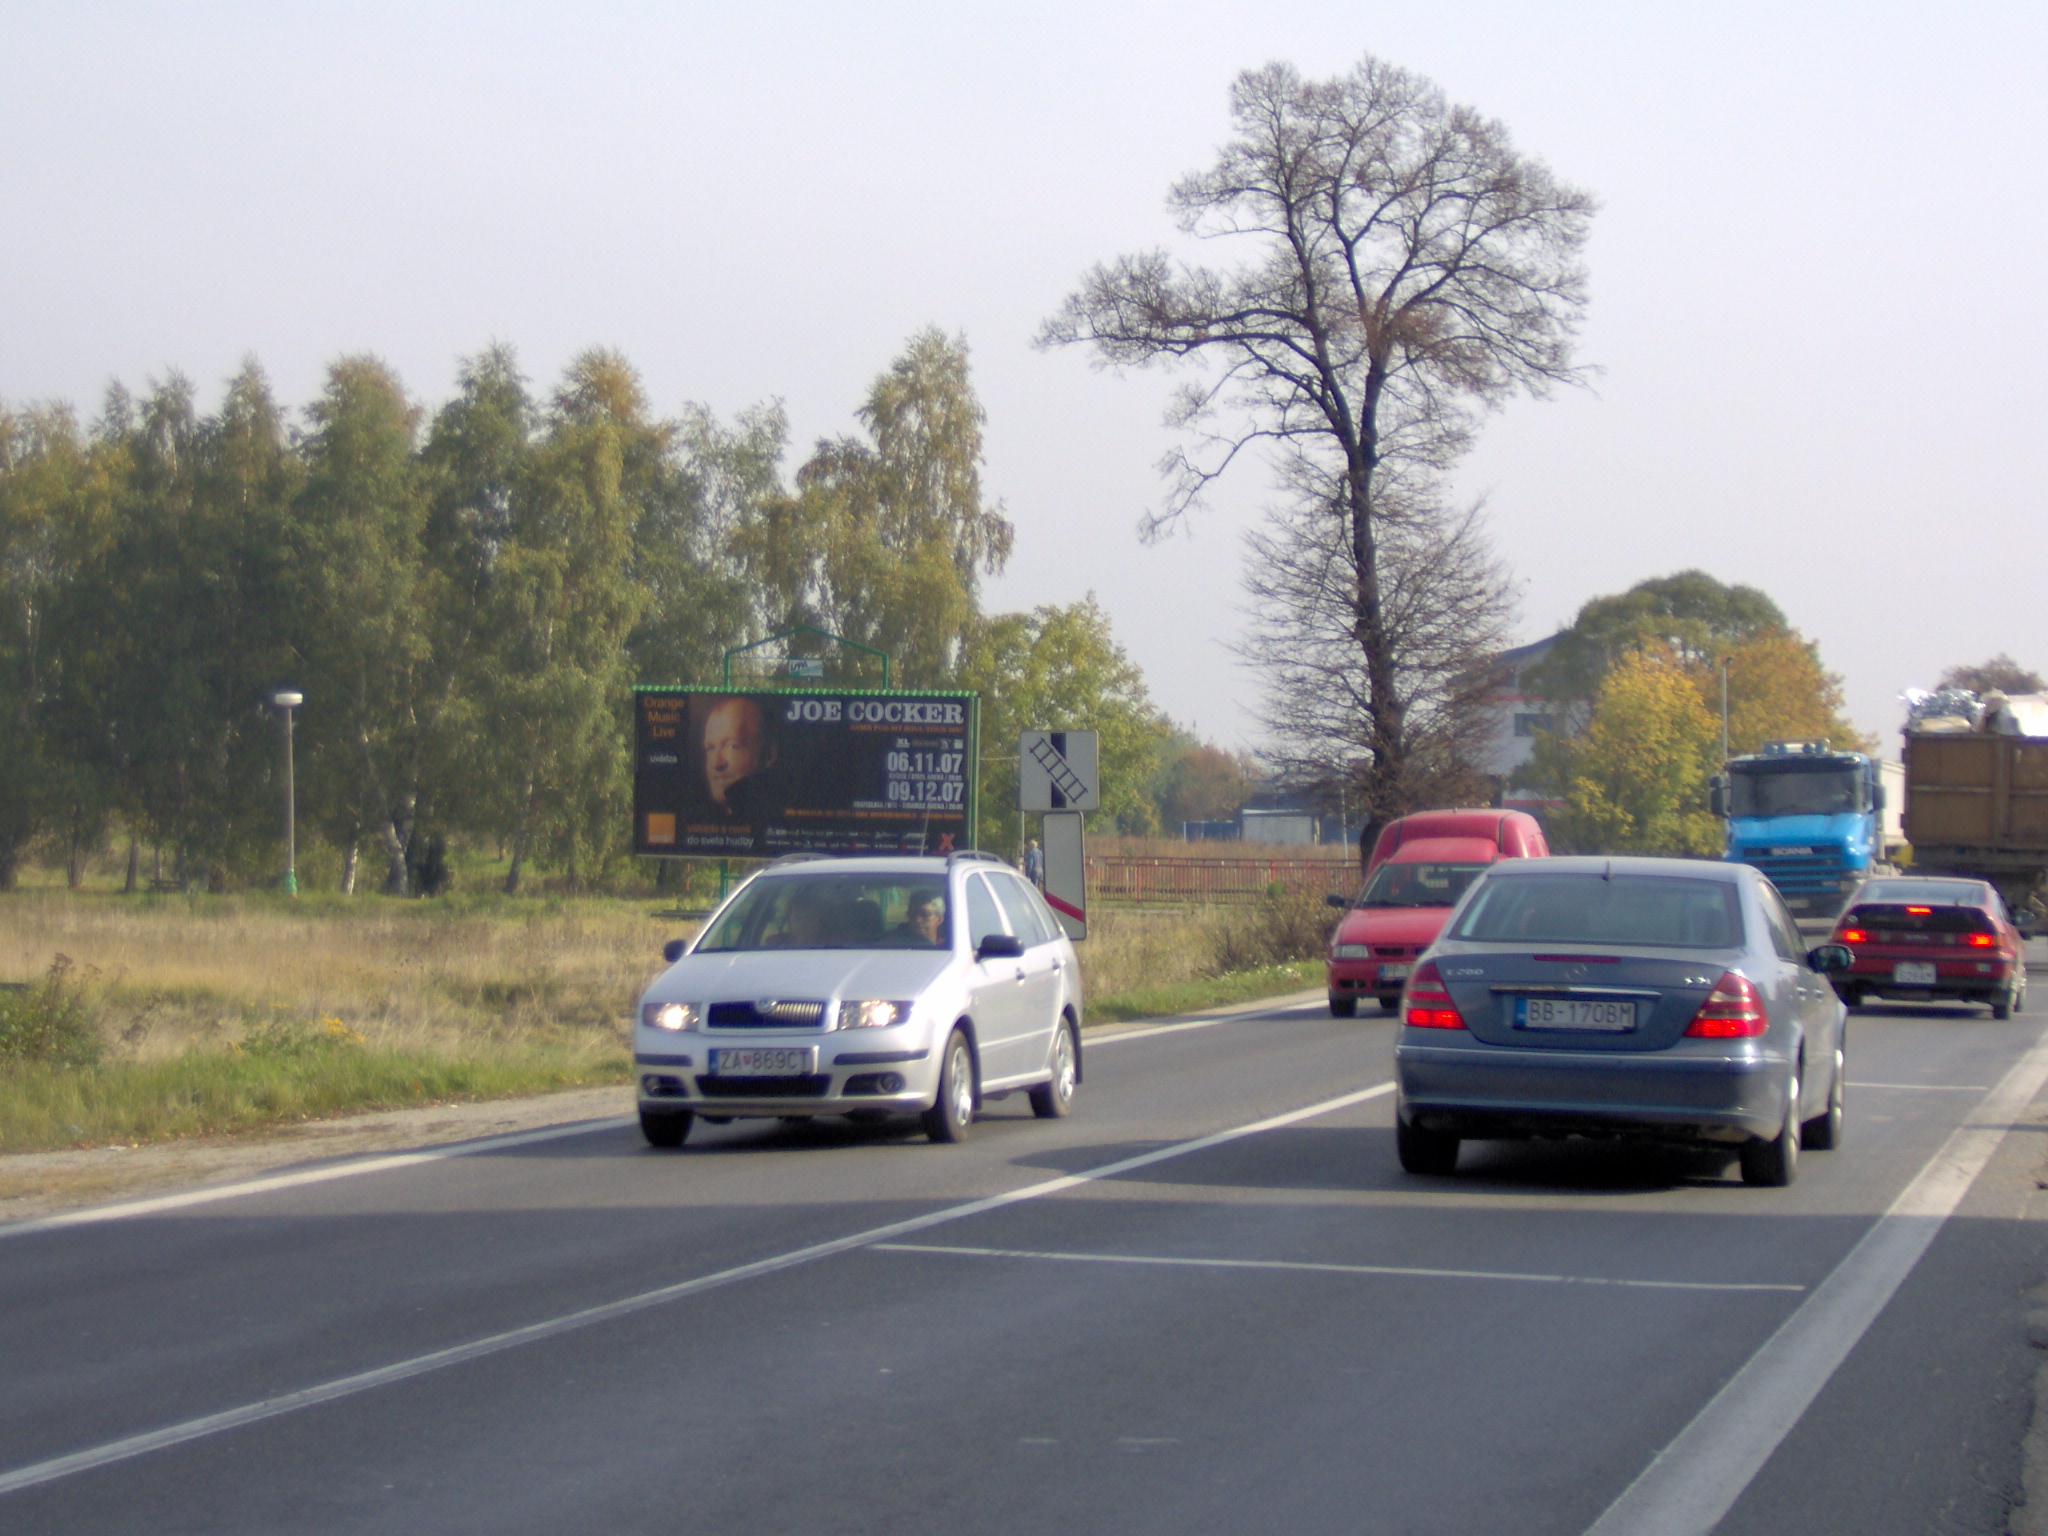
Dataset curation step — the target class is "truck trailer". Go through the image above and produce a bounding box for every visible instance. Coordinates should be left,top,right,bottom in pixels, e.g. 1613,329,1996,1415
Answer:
1901,728,2048,919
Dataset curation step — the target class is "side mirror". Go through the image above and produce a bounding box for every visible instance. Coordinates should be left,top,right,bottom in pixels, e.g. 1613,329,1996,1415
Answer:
1806,943,1854,974
1325,894,1348,910
662,938,687,963
976,932,1025,961
1872,784,1887,813
1708,776,1728,819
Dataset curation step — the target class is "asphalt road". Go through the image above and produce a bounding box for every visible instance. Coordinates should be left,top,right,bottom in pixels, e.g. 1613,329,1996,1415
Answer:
6,991,2048,1536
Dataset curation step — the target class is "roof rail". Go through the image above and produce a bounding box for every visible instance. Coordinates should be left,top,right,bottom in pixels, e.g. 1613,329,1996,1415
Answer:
946,849,1006,870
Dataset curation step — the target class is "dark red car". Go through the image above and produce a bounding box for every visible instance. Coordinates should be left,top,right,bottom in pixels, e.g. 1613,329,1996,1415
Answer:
1828,876,2026,1017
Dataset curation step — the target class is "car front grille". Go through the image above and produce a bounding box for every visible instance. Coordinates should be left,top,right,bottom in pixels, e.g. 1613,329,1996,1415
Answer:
694,1074,833,1099
1373,946,1414,958
706,1000,828,1028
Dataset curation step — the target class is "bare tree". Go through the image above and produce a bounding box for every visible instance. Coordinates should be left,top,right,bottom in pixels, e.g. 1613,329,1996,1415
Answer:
1040,54,1594,835
1939,654,2046,696
1240,483,1517,830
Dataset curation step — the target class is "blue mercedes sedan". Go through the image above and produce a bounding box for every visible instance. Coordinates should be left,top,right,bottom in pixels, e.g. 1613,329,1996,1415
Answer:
1393,857,1853,1186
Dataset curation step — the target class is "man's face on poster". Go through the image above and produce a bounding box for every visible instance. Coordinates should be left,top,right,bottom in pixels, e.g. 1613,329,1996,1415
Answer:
703,698,767,810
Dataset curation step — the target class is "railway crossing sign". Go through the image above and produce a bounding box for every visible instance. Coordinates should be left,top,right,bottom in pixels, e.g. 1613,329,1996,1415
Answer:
1018,730,1098,813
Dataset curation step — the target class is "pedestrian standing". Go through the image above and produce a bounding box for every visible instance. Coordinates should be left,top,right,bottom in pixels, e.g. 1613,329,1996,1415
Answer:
1023,838,1044,887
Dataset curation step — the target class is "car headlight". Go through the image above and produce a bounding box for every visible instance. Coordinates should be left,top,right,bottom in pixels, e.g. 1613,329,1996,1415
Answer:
1332,944,1370,959
840,999,912,1030
641,1001,699,1032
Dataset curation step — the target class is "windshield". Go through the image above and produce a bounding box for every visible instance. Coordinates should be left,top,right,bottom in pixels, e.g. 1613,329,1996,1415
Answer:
1729,762,1863,818
1855,878,1988,907
1356,861,1490,909
695,873,950,952
1450,874,1744,948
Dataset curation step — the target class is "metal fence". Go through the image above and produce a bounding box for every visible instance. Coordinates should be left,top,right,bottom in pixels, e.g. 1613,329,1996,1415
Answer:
1086,854,1357,906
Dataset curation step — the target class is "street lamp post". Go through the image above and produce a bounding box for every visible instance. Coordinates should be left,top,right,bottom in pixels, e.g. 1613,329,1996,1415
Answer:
271,689,302,896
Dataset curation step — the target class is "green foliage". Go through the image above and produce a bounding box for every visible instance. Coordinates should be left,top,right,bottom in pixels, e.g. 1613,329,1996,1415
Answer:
0,329,1174,893
959,597,1167,849
0,956,100,1069
1526,570,1787,704
1151,729,1256,827
1525,649,1723,855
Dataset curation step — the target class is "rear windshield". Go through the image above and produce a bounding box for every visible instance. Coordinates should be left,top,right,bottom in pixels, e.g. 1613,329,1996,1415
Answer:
1356,861,1490,908
695,873,951,952
1449,874,1744,949
1854,879,1988,907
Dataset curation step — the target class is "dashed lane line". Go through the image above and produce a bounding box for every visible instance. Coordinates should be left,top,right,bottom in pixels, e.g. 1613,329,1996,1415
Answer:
0,1081,1395,1498
874,1242,1807,1294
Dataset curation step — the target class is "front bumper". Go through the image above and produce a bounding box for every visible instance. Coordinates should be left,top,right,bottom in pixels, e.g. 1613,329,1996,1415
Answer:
634,1032,937,1115
1395,1040,1790,1143
1328,959,1412,1002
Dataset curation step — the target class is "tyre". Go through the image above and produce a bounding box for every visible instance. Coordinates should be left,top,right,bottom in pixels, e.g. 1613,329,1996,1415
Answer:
1328,995,1357,1018
1802,1047,1844,1151
1740,1072,1800,1186
922,1029,976,1144
1029,1020,1079,1119
1378,995,1400,1013
639,1108,693,1148
1995,972,2022,1019
1396,1117,1460,1175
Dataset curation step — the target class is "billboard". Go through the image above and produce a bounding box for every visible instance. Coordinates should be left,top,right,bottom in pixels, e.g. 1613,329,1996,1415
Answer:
633,686,978,858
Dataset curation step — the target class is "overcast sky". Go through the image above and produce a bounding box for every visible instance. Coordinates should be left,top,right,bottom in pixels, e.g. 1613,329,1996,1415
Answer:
5,2,2043,756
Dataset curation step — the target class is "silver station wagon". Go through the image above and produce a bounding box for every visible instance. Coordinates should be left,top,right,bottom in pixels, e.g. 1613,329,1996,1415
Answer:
1393,857,1853,1186
634,853,1082,1147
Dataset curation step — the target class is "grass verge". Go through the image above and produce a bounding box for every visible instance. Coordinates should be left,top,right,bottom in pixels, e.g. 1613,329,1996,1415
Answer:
1085,960,1324,1025
0,1031,627,1155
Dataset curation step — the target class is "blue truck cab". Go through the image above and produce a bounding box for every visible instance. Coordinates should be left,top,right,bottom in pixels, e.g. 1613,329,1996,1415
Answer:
1711,740,1893,914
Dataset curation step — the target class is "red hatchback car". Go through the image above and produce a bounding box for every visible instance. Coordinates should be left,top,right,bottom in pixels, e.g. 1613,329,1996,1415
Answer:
1325,809,1549,1017
1828,876,2027,1017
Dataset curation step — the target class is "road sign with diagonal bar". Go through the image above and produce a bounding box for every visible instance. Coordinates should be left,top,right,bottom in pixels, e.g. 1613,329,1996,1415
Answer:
1018,730,1098,812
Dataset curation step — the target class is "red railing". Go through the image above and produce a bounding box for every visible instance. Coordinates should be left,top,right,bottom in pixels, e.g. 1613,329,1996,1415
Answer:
1085,855,1357,906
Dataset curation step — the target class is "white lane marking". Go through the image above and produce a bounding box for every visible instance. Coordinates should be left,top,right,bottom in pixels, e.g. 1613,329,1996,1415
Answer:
1847,1082,1989,1091
875,1242,1806,1294
0,1081,1394,1498
1087,994,1324,1046
0,996,1318,1239
1582,1022,2048,1536
0,1118,634,1242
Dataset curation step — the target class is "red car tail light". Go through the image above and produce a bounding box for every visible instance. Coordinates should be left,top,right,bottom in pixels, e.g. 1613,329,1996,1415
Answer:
1686,972,1768,1038
1966,932,1995,947
1403,961,1467,1030
1838,927,1868,944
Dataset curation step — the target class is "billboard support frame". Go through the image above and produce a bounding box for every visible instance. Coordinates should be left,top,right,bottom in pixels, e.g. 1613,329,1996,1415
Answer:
723,626,890,689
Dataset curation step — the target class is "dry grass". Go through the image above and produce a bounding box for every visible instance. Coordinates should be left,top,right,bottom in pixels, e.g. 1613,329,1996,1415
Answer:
0,889,673,1059
0,888,1333,1153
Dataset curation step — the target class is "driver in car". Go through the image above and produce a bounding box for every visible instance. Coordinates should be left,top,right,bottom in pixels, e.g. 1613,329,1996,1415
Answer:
889,889,947,948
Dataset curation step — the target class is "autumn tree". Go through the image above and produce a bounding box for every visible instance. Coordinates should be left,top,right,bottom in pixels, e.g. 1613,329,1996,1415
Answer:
1938,654,2045,696
1042,54,1593,843
1526,648,1722,855
1152,731,1258,828
959,599,1166,850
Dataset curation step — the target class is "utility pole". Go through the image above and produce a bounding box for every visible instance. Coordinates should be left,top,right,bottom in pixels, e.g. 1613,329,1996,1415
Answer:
272,688,303,896
1720,659,1730,764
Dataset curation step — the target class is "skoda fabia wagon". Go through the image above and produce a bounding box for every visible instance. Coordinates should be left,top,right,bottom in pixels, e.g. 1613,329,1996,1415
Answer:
1393,857,1853,1186
633,853,1082,1146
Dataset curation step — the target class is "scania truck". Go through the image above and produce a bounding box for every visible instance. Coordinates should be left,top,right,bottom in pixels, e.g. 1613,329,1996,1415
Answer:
1710,740,1904,914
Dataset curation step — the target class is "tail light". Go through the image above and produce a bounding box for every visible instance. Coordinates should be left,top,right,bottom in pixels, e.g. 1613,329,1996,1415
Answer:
1403,960,1467,1030
1686,972,1767,1038
1837,927,1868,944
1966,932,1995,948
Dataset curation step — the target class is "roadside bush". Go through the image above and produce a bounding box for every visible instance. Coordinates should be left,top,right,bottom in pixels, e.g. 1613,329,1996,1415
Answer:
0,956,102,1070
